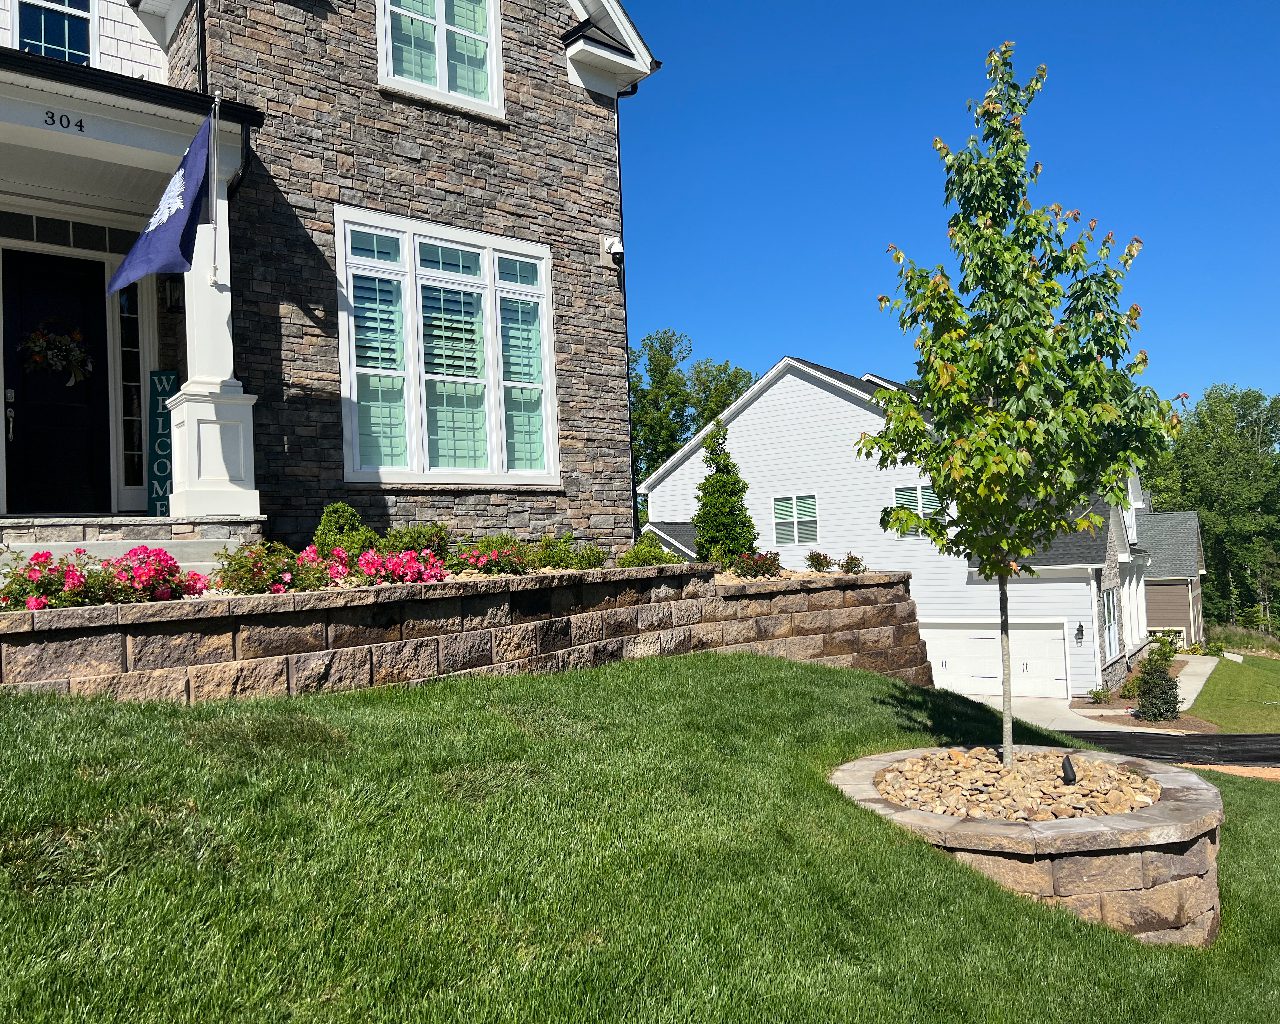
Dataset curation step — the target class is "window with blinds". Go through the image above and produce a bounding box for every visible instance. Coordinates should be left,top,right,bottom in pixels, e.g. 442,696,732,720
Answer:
894,485,940,536
774,495,819,546
381,0,503,115
338,209,555,481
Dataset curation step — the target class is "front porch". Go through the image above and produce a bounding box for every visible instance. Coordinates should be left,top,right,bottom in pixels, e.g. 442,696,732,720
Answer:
0,514,265,573
0,49,262,525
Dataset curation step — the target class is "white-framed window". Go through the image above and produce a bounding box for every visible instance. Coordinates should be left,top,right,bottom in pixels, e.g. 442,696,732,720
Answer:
1102,588,1120,662
14,0,95,65
376,0,505,117
774,495,818,546
894,484,940,536
335,205,559,486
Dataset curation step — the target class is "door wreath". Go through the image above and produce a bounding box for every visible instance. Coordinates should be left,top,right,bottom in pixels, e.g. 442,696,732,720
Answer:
19,322,94,386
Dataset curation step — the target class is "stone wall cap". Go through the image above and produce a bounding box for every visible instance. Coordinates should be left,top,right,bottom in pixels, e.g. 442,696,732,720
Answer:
717,572,911,597
0,515,267,527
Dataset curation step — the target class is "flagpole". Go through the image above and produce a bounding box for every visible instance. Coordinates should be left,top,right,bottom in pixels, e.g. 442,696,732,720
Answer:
209,90,222,286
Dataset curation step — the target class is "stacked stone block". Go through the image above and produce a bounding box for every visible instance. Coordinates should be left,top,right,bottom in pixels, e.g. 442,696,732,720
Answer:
0,569,934,701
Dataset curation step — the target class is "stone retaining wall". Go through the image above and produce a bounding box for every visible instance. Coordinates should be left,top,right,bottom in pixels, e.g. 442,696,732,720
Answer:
831,749,1223,947
0,516,266,546
0,567,932,702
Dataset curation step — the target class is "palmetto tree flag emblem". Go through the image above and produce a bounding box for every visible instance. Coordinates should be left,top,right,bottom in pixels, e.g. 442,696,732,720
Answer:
108,115,213,294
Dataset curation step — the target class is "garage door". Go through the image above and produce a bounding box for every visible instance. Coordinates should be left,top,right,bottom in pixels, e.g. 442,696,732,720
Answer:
920,624,1068,699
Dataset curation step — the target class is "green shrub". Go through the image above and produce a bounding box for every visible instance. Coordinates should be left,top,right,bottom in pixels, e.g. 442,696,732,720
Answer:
1134,642,1180,722
312,502,379,558
616,533,681,568
1117,672,1141,702
805,551,833,572
528,534,608,571
691,421,757,560
1087,687,1113,705
215,542,328,595
1206,640,1226,657
837,553,866,574
379,522,451,560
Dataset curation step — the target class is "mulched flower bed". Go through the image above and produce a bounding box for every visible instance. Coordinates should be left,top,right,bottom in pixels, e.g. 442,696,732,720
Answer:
875,747,1162,821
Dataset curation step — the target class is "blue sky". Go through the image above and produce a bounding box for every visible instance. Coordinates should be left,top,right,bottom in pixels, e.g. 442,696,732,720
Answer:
618,0,1279,402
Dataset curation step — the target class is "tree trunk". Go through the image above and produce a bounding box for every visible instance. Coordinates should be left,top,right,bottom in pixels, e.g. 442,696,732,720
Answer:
999,573,1014,768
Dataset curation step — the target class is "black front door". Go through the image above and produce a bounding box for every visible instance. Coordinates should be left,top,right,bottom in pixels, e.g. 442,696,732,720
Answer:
2,250,113,513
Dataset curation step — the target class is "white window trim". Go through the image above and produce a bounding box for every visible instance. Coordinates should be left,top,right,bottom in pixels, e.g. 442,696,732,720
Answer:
6,0,99,66
375,0,507,120
1102,588,1120,664
772,494,819,547
894,483,938,538
334,204,560,488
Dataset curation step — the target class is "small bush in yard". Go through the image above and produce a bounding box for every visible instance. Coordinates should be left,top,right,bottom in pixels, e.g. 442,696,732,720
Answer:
805,551,833,572
1088,687,1114,705
837,553,866,574
312,502,379,559
691,421,756,561
721,551,783,579
379,522,451,560
0,547,208,610
1135,639,1180,721
528,534,608,571
617,533,681,568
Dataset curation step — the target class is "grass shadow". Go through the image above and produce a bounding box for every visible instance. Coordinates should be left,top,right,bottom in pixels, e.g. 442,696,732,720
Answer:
873,682,1074,749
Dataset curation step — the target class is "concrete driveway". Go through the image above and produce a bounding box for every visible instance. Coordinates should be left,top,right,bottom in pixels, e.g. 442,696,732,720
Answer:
974,655,1221,735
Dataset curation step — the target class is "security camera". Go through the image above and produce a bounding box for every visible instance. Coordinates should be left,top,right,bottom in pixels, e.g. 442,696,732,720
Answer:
603,236,625,268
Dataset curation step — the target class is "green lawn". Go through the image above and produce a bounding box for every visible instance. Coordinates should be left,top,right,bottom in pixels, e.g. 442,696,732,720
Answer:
1189,654,1280,732
1,654,1277,1023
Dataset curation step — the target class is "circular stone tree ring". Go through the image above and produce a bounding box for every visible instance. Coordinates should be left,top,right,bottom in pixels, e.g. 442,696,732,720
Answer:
829,747,1224,947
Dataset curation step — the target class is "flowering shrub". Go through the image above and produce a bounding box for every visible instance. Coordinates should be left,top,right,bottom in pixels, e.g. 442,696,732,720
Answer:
721,551,784,579
0,547,207,611
450,534,529,576
215,541,449,595
837,553,866,575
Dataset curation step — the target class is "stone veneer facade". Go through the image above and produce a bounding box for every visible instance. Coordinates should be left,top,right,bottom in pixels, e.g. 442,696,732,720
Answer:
166,1,637,547
0,569,933,701
831,749,1224,947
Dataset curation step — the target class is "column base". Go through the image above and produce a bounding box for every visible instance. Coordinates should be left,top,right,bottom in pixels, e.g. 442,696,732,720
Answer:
167,386,261,519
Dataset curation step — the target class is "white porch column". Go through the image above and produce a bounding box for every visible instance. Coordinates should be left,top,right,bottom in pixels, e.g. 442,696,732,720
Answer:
167,172,261,518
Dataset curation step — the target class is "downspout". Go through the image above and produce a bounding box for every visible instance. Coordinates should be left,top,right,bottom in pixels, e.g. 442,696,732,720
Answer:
616,84,639,541
196,0,209,94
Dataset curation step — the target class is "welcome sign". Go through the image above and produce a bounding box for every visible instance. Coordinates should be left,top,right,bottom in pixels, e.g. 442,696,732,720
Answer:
147,370,180,516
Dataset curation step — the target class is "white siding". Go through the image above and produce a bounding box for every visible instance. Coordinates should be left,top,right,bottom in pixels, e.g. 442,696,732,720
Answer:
646,366,1105,694
0,0,167,81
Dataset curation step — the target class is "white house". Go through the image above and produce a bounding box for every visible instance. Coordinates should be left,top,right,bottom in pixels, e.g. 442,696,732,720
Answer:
639,357,1152,700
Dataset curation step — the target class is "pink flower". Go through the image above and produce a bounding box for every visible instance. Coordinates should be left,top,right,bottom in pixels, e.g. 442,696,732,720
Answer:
281,572,293,584
327,562,348,581
62,567,87,592
331,547,349,565
357,550,384,577
25,568,42,581
25,596,48,611
297,545,321,565
29,551,53,566
269,583,286,594
183,572,210,597
73,547,87,556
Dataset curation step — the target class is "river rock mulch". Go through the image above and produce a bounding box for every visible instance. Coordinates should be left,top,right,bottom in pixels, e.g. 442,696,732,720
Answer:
875,747,1162,821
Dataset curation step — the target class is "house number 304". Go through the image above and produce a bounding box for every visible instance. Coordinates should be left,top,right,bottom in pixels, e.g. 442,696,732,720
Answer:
44,111,86,132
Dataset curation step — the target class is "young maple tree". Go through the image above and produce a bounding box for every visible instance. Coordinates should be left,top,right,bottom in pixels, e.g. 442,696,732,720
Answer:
858,43,1178,765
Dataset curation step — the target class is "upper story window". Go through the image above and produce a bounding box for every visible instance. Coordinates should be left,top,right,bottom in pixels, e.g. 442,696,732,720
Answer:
335,205,559,486
894,484,940,536
16,0,93,65
774,495,818,546
378,0,505,117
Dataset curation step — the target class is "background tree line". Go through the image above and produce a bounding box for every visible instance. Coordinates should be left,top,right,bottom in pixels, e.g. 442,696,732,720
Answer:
628,329,756,485
1149,384,1280,630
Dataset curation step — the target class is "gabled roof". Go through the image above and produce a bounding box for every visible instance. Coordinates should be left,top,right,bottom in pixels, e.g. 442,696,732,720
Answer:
638,356,884,494
964,495,1117,570
1136,511,1206,580
643,522,698,559
564,0,657,91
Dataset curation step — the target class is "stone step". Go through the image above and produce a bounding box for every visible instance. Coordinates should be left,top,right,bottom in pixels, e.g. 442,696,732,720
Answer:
1,538,230,576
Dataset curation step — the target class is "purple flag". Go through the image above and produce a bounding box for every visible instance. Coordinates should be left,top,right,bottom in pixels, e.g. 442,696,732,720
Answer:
108,115,213,294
